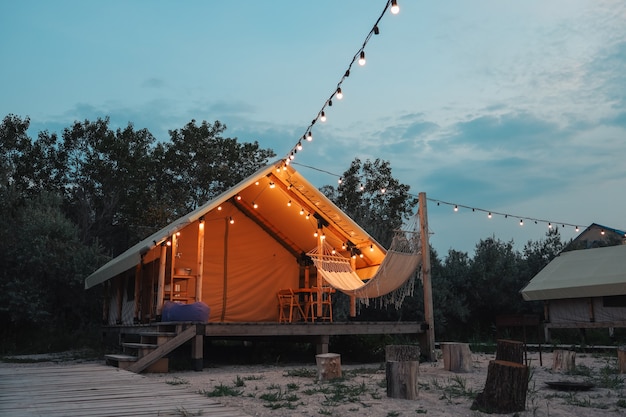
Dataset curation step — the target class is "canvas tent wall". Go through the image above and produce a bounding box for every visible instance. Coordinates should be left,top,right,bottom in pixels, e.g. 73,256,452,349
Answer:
86,161,391,324
521,245,626,339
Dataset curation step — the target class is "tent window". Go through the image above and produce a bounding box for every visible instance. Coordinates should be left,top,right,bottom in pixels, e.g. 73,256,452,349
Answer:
603,295,626,307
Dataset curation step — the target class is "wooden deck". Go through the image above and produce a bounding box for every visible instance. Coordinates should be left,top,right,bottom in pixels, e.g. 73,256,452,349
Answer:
0,363,250,417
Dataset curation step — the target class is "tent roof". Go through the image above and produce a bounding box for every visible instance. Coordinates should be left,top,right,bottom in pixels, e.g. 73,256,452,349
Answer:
85,161,387,289
520,245,626,301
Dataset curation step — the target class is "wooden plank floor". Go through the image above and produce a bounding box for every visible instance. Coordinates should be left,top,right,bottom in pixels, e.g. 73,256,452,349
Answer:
0,363,250,417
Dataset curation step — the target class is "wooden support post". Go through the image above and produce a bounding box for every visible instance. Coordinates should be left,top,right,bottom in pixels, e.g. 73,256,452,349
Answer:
496,339,524,364
552,349,576,372
316,335,329,355
385,345,420,400
419,192,436,362
618,346,626,374
316,353,341,381
196,218,205,302
134,263,142,323
471,360,529,414
156,242,167,317
441,342,472,372
191,332,203,371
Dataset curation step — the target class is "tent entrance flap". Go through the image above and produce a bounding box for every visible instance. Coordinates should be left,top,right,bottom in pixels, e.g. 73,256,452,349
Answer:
307,227,422,300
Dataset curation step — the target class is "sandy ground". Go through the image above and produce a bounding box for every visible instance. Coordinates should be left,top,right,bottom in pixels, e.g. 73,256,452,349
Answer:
143,350,626,417
3,349,625,416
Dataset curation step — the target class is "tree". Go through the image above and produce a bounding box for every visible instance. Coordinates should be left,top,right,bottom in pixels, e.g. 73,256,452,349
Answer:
164,120,276,213
321,158,418,248
0,191,106,353
59,118,160,253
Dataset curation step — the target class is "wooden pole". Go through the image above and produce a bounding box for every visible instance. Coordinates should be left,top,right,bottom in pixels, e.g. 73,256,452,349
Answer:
156,242,167,316
133,263,142,323
316,229,323,317
419,192,436,362
196,218,205,302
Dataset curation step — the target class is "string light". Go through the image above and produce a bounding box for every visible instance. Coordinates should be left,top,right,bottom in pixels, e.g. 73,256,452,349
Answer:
287,200,292,207
358,50,366,66
229,216,235,224
281,0,397,164
390,0,400,14
307,131,313,141
519,219,524,226
293,161,595,235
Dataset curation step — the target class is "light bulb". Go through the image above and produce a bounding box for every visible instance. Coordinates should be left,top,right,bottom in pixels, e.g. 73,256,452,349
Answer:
217,206,222,211
359,183,364,191
269,182,275,189
358,51,366,66
297,141,303,151
548,223,552,229
236,195,242,201
488,212,492,218
338,177,343,185
229,216,234,224
253,202,258,209
454,205,458,212
575,226,579,232
336,87,343,100
287,200,292,207
370,244,374,252
306,213,310,219
321,233,326,240
320,111,326,122
390,0,399,14
331,248,336,255
519,219,524,226
314,232,318,238
307,131,312,141
359,253,364,258
300,208,304,215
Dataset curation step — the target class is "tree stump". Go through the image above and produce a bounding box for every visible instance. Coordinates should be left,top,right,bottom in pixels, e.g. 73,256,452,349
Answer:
471,360,529,414
316,353,341,381
386,360,419,400
618,346,626,374
552,349,575,372
496,339,524,364
385,345,420,400
385,344,420,362
441,342,472,372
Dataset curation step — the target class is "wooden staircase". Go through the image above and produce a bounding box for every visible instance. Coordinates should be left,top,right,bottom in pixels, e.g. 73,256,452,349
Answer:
105,323,201,373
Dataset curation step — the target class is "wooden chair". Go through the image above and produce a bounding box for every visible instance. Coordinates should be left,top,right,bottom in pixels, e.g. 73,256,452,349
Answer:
277,289,304,323
308,287,334,322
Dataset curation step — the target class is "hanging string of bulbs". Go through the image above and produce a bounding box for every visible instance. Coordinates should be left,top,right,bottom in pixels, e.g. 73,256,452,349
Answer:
292,161,594,234
280,0,400,166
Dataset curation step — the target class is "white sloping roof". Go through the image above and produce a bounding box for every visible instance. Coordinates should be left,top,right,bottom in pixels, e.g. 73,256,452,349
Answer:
85,160,386,289
521,245,626,301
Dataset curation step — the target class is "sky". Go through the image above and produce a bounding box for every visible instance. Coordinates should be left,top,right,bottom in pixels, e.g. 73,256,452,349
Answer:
2,0,625,256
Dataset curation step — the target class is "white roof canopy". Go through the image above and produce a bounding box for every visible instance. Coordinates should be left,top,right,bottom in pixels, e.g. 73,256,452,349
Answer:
521,245,626,301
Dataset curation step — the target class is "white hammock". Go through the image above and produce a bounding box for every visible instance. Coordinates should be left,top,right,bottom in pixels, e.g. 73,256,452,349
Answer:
307,227,422,300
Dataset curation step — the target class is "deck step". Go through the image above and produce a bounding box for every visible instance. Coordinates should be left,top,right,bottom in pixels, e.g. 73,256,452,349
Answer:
139,331,177,337
122,342,158,349
105,354,137,370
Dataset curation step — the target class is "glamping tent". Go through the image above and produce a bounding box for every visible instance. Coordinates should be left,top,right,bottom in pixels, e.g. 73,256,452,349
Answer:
521,245,626,341
85,161,421,325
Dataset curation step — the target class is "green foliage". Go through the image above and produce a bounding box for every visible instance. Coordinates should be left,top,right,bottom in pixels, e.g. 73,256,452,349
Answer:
200,383,243,397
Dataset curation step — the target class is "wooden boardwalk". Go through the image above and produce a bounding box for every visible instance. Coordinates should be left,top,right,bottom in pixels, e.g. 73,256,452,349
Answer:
0,363,250,417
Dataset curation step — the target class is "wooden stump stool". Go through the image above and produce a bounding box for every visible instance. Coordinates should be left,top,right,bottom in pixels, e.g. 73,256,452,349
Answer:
552,349,576,372
316,353,341,381
471,360,529,414
496,339,524,364
441,342,472,372
385,345,420,400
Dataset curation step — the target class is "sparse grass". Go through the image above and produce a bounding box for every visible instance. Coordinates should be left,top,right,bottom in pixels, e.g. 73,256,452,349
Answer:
318,408,333,415
386,411,400,417
199,383,242,397
233,375,245,387
166,377,189,386
259,387,300,410
285,367,317,378
431,375,476,403
243,374,264,381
